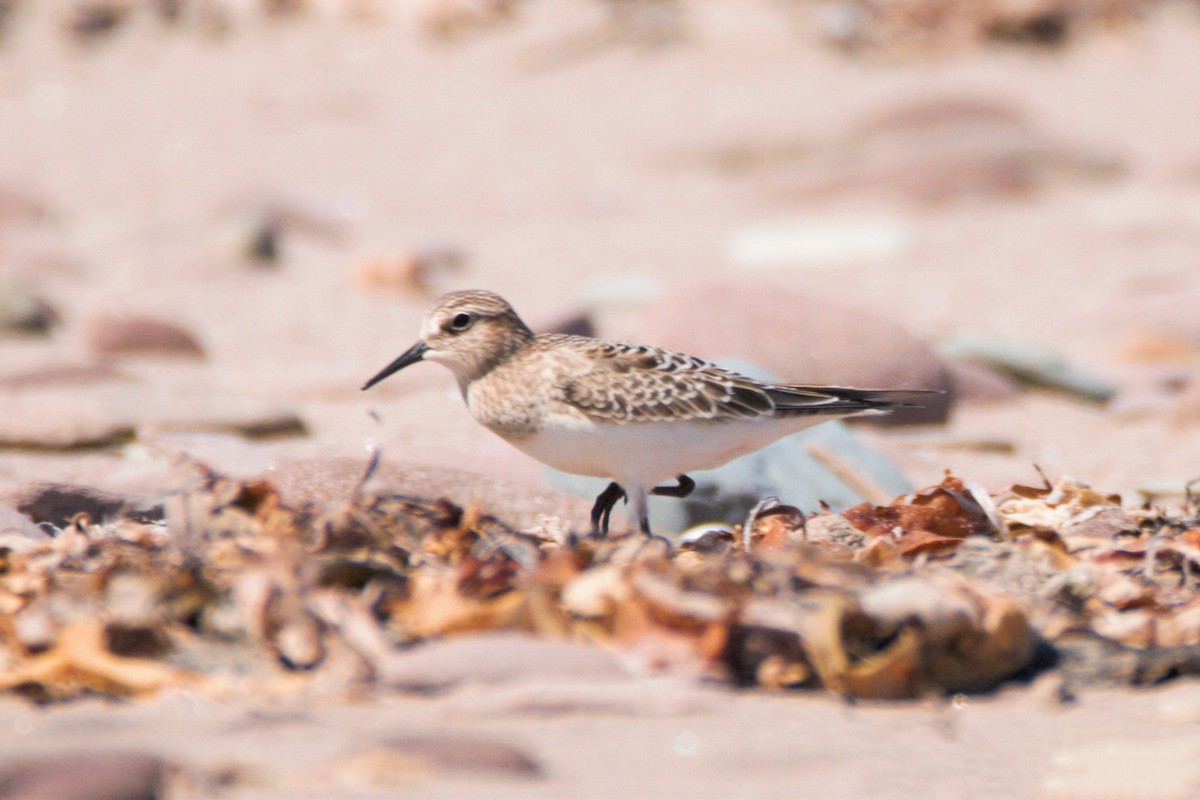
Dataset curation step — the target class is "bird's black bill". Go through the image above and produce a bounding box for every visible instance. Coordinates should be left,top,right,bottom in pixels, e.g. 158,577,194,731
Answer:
361,341,427,390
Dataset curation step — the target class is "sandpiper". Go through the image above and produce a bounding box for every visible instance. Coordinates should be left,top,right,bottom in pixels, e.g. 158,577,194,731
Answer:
363,290,933,537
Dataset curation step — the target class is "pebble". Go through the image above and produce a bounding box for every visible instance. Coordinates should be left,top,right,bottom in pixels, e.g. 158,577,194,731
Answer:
849,93,1123,201
0,750,171,800
2,482,164,527
939,334,1116,403
945,358,1022,403
85,313,206,359
0,283,59,335
63,1,133,42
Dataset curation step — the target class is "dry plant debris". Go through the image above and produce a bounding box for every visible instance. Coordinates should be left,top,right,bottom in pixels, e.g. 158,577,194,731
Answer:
5,463,1200,704
819,0,1155,54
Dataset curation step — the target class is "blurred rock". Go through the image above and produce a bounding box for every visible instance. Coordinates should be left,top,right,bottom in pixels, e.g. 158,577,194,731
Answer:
803,513,867,548
354,247,465,295
0,411,134,452
233,212,281,266
0,377,304,454
0,284,59,335
549,420,915,532
0,750,170,800
3,482,164,527
262,0,308,17
152,411,307,439
64,1,134,42
946,358,1022,403
637,281,952,424
540,311,595,338
377,632,629,692
86,313,206,359
215,196,350,266
940,335,1115,403
702,94,1122,205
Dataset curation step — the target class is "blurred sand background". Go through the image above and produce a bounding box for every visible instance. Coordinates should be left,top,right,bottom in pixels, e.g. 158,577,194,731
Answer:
5,0,1200,797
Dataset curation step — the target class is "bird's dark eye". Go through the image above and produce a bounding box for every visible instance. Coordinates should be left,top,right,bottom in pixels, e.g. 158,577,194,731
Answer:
449,312,473,331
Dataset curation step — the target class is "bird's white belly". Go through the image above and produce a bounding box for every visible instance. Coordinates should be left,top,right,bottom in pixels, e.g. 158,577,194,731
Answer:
500,416,828,487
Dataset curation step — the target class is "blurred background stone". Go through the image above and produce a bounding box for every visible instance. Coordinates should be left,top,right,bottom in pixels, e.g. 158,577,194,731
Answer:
635,281,953,425
0,750,170,800
0,284,59,336
85,314,206,359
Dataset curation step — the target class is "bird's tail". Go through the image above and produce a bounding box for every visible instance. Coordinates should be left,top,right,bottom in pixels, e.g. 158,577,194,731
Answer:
766,384,942,416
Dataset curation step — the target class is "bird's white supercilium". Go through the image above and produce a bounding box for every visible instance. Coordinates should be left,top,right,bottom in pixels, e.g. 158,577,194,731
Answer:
363,290,933,537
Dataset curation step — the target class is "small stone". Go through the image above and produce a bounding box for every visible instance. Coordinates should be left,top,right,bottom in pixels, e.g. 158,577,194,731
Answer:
0,284,59,335
377,734,539,777
0,750,170,800
3,482,164,528
540,312,596,338
946,358,1021,403
243,215,280,265
64,1,133,41
802,513,866,548
939,335,1115,403
86,313,205,359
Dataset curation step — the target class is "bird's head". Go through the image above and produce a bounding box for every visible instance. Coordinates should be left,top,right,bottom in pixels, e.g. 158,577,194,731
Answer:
362,290,533,390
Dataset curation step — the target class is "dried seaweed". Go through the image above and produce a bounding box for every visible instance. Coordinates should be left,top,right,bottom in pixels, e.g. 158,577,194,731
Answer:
5,463,1200,703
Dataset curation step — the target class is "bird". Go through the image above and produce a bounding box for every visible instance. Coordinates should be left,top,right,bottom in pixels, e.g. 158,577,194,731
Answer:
362,289,934,539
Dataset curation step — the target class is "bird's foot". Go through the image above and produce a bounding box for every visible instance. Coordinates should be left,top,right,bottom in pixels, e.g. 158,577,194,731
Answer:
650,474,695,499
590,481,627,538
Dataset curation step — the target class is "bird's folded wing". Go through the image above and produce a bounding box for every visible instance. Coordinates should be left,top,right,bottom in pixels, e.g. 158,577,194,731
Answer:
553,337,936,424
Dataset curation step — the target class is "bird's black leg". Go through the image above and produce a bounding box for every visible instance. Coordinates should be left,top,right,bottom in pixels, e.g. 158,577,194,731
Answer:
590,481,627,537
651,474,695,499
